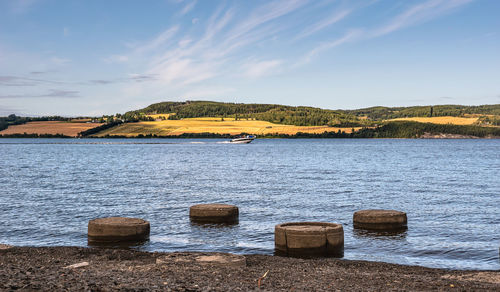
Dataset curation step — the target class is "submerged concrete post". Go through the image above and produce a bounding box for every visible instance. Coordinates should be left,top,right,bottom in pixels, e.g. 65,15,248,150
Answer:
353,210,407,231
189,204,239,224
88,217,150,243
275,222,344,257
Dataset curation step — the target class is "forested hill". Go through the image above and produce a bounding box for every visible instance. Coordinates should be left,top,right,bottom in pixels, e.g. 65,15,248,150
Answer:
346,104,500,120
124,101,500,127
124,101,364,127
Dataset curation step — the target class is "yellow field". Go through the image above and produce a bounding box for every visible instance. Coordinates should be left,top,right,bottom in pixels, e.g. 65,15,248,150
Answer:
70,118,92,122
0,121,103,137
95,117,358,137
387,116,479,125
147,114,171,120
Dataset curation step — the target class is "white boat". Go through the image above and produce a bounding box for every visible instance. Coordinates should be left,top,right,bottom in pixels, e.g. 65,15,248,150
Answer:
229,135,256,144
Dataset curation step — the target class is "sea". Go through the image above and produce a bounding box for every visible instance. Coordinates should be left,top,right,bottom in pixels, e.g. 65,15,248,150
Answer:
0,138,498,270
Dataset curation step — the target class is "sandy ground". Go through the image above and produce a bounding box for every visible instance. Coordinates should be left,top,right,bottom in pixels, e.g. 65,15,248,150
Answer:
1,246,499,291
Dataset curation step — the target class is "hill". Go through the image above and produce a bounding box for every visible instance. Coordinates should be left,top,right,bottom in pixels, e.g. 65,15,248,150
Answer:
124,101,365,127
125,101,500,127
1,102,499,138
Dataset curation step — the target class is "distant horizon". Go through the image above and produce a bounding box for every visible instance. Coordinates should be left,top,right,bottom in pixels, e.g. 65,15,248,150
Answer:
1,0,499,116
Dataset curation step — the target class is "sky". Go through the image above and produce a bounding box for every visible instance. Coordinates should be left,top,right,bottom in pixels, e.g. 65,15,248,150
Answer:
0,0,499,116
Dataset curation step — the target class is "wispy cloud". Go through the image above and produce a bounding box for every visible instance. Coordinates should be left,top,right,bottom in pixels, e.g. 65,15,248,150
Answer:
225,0,306,43
103,55,129,63
295,30,363,66
292,0,474,65
30,71,48,75
99,0,475,101
294,9,351,40
0,76,37,86
134,26,179,54
1,73,157,88
50,57,71,66
128,73,157,82
40,89,79,98
0,89,80,99
8,0,38,14
63,27,70,37
132,0,307,89
372,0,474,37
179,1,196,16
242,59,283,78
0,75,64,86
89,74,156,85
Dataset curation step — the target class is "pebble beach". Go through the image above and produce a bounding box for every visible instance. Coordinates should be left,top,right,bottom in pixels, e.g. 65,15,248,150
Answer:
1,245,499,291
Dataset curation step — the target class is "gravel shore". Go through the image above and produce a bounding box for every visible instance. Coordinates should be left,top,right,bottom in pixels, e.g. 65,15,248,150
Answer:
1,246,499,291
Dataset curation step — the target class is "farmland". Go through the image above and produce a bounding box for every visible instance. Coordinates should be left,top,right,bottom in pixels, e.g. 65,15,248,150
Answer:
386,116,479,125
94,117,358,137
0,121,103,137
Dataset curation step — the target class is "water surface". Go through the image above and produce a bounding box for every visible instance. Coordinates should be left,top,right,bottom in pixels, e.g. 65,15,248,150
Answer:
0,138,498,270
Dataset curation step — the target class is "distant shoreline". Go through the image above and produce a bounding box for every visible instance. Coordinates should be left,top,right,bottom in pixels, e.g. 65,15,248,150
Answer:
2,103,500,139
1,133,499,139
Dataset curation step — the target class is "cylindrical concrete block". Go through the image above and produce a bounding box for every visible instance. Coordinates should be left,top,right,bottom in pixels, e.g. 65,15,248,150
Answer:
353,210,407,231
88,217,150,243
189,204,239,224
275,222,344,257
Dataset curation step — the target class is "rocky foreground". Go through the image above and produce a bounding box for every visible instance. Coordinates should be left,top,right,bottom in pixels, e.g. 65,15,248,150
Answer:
1,245,499,291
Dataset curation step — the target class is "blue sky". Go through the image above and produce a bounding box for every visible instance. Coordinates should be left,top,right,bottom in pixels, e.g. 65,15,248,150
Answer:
0,0,499,116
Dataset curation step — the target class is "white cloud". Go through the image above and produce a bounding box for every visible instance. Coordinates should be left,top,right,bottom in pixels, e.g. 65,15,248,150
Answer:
178,38,192,48
50,57,71,65
104,55,129,63
295,9,351,40
103,0,474,104
0,89,79,99
63,27,70,37
372,0,474,37
148,58,218,86
295,30,363,67
108,0,309,92
9,0,38,14
134,26,179,54
225,0,307,43
242,59,283,78
180,1,196,16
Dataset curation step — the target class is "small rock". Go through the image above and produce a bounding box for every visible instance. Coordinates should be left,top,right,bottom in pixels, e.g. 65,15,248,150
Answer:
0,244,13,250
63,262,89,269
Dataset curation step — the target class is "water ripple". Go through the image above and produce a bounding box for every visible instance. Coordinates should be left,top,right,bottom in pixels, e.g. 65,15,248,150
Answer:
0,138,499,270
